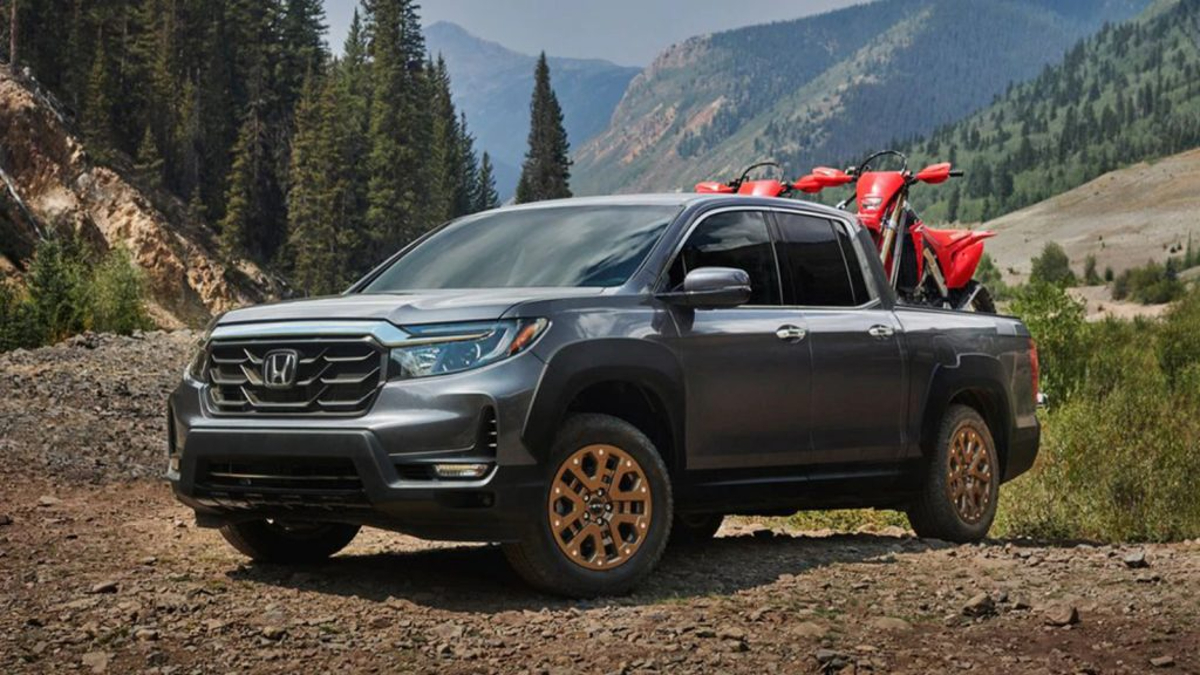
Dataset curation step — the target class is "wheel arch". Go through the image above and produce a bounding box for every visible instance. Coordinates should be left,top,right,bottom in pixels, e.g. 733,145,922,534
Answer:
522,339,685,474
920,356,1013,478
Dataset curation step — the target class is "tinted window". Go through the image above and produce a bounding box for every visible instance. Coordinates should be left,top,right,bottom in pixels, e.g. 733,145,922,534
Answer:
363,205,680,291
668,211,781,306
835,220,871,304
774,213,862,307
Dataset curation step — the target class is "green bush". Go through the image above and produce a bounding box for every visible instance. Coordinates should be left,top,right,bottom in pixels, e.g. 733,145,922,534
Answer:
1029,242,1077,287
1008,283,1090,402
974,253,1009,300
90,247,155,334
998,284,1200,542
0,237,154,352
1111,259,1185,304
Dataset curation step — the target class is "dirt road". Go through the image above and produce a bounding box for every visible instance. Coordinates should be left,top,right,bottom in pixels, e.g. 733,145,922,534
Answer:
2,333,1198,674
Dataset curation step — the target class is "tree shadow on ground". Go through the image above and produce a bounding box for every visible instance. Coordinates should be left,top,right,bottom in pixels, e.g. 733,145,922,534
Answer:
225,530,954,614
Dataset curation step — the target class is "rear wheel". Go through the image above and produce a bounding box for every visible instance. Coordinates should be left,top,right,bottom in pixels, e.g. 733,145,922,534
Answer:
957,281,996,313
219,520,360,563
669,513,724,547
503,414,672,597
906,405,999,542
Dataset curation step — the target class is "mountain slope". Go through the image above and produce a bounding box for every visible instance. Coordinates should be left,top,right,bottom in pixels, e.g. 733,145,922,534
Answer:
983,146,1200,282
895,0,1200,223
574,0,1150,195
426,22,640,199
0,67,275,327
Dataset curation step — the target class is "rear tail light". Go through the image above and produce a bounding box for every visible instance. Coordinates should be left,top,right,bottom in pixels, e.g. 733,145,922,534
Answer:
1029,338,1042,406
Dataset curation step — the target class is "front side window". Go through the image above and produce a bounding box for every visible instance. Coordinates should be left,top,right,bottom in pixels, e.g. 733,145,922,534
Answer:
362,204,681,291
668,210,781,306
774,212,865,307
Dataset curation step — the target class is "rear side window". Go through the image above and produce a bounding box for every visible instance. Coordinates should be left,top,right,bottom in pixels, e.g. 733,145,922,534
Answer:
773,212,866,307
668,210,781,306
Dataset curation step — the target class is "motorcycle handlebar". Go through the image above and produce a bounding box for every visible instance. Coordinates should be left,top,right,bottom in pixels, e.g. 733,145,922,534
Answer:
949,169,964,177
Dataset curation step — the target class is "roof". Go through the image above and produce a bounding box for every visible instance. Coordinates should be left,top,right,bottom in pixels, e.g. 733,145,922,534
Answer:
495,193,848,219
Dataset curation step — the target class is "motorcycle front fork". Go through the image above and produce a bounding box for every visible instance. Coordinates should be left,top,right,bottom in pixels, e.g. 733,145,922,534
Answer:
880,205,951,307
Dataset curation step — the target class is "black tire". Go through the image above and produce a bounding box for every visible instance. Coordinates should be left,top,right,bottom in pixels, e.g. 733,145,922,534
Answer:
958,281,996,313
907,405,999,543
669,513,724,547
219,520,360,564
503,413,673,597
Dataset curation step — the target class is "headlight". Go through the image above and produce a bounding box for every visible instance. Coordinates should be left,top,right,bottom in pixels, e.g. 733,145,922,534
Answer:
388,319,548,380
184,314,222,381
860,196,883,210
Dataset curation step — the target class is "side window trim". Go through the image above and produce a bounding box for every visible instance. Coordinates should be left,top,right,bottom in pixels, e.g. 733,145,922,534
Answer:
658,207,786,308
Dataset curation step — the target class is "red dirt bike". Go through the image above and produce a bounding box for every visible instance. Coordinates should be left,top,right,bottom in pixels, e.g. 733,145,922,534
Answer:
697,154,995,312
797,150,995,312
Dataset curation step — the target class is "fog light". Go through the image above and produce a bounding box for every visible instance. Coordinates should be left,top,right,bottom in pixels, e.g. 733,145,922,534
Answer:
431,463,491,480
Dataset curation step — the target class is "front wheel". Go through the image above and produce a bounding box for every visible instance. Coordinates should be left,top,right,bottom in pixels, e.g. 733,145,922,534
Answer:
906,405,999,542
219,520,360,563
503,414,673,597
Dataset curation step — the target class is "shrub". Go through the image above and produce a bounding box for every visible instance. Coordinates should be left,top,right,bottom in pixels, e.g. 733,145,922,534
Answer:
1029,242,1076,287
90,247,154,334
973,253,1009,299
0,237,154,352
1008,283,1090,403
1111,259,1185,304
1083,254,1101,285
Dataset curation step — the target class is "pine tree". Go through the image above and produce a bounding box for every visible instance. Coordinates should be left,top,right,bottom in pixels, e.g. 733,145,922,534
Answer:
134,126,165,190
83,36,115,159
476,152,501,211
365,0,427,251
220,105,279,260
454,112,481,217
515,53,571,204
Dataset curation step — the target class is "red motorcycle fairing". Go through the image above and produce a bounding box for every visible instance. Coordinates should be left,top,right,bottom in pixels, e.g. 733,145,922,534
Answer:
855,171,907,232
737,179,786,196
921,227,996,289
695,181,735,194
915,162,953,184
811,166,854,187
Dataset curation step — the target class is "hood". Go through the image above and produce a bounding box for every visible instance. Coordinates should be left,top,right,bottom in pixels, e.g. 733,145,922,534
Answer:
217,288,606,327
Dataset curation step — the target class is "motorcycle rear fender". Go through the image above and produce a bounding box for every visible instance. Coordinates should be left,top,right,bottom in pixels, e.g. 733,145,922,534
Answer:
943,239,986,290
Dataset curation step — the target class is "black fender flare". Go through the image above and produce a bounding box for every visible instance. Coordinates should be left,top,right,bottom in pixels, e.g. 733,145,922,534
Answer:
918,352,1014,472
522,339,685,468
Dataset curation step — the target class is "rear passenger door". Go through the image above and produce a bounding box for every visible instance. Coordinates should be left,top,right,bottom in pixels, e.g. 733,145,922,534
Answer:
771,211,906,465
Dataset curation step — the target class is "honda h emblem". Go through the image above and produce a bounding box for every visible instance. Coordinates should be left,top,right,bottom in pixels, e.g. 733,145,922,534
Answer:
262,350,299,389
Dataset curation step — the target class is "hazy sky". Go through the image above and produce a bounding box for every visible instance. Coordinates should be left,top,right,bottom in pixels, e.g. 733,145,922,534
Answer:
323,0,867,66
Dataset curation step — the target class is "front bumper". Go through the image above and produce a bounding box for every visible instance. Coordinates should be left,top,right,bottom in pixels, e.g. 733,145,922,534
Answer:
167,352,547,543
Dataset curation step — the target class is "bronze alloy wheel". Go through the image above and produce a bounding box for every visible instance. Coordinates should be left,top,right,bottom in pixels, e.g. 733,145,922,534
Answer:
548,444,653,570
945,425,994,524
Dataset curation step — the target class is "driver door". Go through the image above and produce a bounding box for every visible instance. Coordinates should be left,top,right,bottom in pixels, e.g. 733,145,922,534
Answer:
661,209,814,470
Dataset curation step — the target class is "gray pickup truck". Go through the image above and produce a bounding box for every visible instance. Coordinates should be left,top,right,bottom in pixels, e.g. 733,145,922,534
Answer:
169,194,1040,597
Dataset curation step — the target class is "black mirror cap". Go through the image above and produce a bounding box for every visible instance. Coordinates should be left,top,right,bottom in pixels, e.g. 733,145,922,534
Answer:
659,267,751,309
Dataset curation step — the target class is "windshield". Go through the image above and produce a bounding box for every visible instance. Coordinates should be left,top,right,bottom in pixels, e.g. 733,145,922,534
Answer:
362,204,681,291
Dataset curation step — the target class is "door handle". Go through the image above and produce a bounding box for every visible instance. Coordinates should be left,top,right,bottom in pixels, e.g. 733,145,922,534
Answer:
868,324,895,338
776,325,807,342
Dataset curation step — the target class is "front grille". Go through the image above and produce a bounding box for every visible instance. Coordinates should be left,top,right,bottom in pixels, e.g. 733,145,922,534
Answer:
196,458,368,507
205,338,386,416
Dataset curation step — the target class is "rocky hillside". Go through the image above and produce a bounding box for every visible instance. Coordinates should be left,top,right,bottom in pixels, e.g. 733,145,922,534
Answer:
573,0,1151,196
0,66,275,328
426,22,640,199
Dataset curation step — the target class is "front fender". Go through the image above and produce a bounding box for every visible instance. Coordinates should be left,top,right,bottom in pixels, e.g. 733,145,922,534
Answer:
522,339,685,466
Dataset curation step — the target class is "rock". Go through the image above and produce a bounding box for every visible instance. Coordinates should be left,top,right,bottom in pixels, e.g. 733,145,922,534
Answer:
814,648,849,670
1149,656,1175,668
90,580,119,594
718,626,747,641
0,514,11,526
1043,605,1080,627
81,651,110,673
37,495,61,507
1123,550,1149,569
962,593,995,617
869,617,912,631
261,626,287,641
789,621,828,638
134,628,159,641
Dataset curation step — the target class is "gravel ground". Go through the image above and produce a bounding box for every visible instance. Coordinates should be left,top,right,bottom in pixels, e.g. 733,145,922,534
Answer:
1,332,1198,674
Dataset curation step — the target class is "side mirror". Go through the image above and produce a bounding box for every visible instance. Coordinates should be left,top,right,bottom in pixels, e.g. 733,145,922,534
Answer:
659,267,751,309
